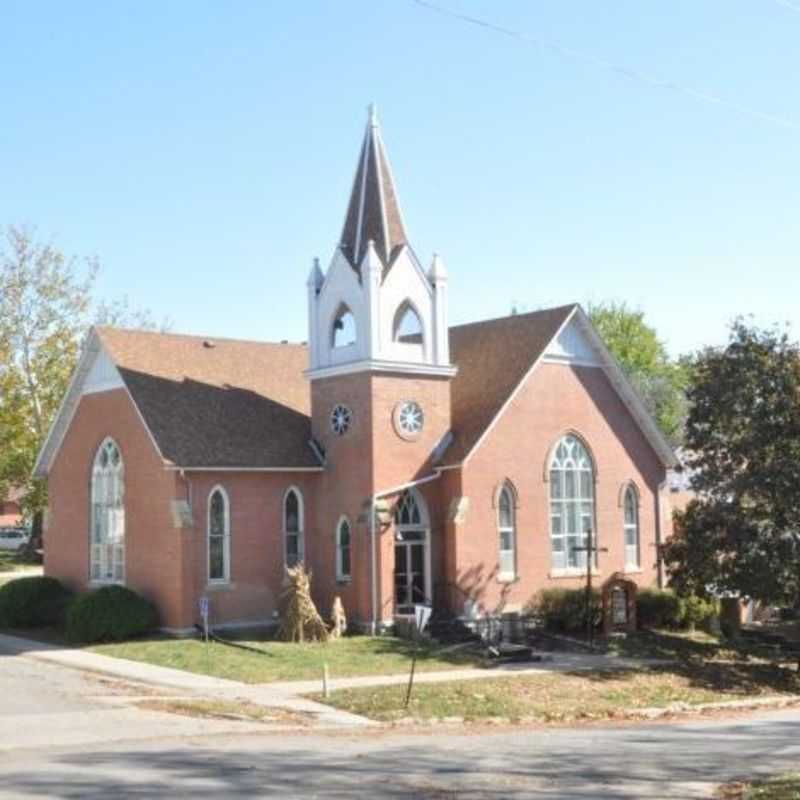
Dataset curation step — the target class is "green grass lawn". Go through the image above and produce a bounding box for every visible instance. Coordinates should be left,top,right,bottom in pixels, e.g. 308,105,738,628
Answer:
0,552,42,585
601,628,765,662
91,634,482,683
316,661,800,723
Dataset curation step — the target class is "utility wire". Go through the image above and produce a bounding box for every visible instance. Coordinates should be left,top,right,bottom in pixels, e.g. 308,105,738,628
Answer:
773,0,800,13
411,0,798,132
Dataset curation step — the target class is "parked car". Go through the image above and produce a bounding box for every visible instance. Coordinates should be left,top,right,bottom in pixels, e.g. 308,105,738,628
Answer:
0,527,30,551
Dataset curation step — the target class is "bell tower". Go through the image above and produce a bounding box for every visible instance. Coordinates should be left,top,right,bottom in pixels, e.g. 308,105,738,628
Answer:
306,105,453,378
306,106,456,627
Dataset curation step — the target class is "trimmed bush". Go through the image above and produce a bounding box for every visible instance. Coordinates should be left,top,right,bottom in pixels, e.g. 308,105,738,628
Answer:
535,588,602,633
0,576,73,628
66,585,158,644
679,594,719,631
636,588,683,629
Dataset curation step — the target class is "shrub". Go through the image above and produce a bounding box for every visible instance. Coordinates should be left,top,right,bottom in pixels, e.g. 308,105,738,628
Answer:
66,585,158,644
0,576,73,628
535,588,601,633
679,594,719,631
636,588,683,629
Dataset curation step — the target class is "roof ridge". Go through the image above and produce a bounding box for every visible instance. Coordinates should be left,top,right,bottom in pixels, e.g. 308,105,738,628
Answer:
447,303,579,332
95,326,308,349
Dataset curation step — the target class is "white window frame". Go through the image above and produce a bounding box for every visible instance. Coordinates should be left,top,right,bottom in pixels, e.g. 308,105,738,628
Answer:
623,484,641,570
90,437,125,584
207,486,230,584
336,515,352,582
392,300,424,343
549,434,596,573
497,484,516,581
283,487,305,569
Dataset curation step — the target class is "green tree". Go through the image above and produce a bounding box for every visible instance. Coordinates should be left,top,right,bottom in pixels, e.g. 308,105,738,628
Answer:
663,319,800,608
588,301,688,445
0,225,161,557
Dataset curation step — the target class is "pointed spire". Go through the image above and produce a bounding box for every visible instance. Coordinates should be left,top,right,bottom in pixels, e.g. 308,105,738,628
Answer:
307,257,324,290
429,253,447,282
340,104,408,275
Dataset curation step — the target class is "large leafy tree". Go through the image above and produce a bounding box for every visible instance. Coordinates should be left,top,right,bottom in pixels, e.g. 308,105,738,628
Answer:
0,226,96,530
588,301,688,445
663,319,800,607
0,225,161,554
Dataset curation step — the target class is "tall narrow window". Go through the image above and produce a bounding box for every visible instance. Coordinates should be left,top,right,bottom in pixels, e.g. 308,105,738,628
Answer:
332,305,356,348
623,485,641,569
393,301,423,344
497,484,516,580
90,438,125,582
284,488,304,568
208,487,230,582
336,517,351,581
549,435,595,570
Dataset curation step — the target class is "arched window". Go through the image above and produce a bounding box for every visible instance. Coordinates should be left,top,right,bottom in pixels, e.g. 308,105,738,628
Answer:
284,488,304,568
90,438,125,582
623,485,640,569
549,434,595,570
395,490,424,527
207,487,230,583
392,301,423,344
332,305,356,348
336,517,351,581
497,484,516,580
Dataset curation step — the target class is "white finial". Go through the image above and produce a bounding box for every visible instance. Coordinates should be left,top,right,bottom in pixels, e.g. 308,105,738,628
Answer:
367,102,378,127
429,252,447,281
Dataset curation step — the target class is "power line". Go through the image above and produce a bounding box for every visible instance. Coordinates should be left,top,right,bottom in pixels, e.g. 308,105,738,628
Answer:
411,0,798,132
772,0,800,13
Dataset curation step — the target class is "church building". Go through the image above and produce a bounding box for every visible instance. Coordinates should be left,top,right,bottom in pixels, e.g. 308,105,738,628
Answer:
35,108,678,633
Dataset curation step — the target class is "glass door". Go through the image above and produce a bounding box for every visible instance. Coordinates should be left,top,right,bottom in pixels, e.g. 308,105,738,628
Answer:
394,530,427,615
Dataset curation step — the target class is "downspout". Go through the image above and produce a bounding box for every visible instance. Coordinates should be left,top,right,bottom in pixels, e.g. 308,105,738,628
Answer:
370,468,443,635
655,479,666,589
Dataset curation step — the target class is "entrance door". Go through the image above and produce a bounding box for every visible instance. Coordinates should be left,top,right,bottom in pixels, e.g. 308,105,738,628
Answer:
394,531,427,615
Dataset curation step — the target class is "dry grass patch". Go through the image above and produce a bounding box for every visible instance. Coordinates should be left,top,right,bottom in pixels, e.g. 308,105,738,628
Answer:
317,663,800,723
137,698,311,725
717,774,800,799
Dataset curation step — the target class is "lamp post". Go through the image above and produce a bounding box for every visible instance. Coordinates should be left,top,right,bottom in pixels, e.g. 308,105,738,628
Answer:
572,523,607,648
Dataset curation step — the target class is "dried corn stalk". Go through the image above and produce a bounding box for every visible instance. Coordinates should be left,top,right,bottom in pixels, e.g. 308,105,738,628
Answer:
278,565,329,643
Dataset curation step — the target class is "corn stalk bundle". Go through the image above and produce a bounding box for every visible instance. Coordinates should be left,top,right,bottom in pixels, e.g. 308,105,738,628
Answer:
278,565,329,642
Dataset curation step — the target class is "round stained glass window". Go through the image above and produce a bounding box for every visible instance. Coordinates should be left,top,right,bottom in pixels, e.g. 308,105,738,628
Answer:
330,404,352,436
394,400,424,440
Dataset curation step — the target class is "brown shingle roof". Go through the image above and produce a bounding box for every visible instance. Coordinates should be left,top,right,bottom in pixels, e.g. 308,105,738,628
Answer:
94,305,575,471
96,327,319,469
340,108,408,276
443,305,577,465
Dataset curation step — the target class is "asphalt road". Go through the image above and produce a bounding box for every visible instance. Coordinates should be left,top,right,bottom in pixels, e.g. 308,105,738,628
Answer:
2,652,800,799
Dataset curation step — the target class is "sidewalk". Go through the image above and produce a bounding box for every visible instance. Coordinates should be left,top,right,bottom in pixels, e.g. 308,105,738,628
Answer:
0,632,674,727
0,633,373,728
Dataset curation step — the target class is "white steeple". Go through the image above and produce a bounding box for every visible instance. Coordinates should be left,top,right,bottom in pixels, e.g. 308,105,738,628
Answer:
306,107,455,379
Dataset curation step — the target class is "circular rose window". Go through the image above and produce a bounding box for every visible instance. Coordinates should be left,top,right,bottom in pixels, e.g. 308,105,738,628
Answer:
330,404,352,436
393,400,424,440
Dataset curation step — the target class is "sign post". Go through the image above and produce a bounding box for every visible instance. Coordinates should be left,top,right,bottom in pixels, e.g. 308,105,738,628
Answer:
404,605,432,709
199,596,210,673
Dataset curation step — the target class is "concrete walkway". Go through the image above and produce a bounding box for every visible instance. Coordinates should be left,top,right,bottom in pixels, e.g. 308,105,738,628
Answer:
0,632,672,728
263,652,674,695
0,633,372,728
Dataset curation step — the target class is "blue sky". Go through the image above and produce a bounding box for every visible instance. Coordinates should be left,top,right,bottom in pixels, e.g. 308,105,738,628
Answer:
2,1,798,357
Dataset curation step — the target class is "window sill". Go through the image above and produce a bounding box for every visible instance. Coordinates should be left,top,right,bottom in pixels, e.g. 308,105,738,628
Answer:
497,574,518,584
336,577,352,586
548,568,602,580
205,581,236,592
89,579,124,587
623,567,643,575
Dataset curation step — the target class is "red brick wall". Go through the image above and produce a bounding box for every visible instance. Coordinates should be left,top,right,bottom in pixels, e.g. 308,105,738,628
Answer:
45,389,189,627
449,363,668,614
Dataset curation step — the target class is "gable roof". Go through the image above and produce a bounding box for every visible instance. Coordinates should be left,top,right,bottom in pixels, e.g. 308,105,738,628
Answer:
340,106,409,276
442,304,677,469
95,328,320,470
35,304,676,477
444,305,577,465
